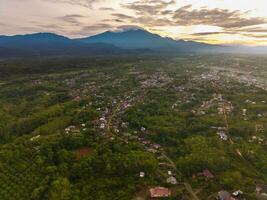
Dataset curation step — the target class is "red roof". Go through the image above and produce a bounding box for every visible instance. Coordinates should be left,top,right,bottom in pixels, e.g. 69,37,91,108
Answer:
202,169,214,178
150,187,171,198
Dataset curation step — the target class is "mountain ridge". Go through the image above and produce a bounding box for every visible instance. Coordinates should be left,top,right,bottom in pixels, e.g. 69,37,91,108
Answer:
77,29,228,53
0,32,148,57
0,29,266,57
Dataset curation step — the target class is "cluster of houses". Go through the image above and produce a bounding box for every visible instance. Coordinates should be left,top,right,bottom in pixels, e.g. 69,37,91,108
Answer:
218,101,234,115
249,135,265,144
212,127,228,141
50,69,267,200
64,123,87,135
216,184,267,200
192,93,234,116
256,184,267,198
235,73,267,92
217,190,239,200
139,73,173,88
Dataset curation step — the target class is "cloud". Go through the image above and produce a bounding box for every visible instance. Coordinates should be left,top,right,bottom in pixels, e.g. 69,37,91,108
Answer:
114,19,124,23
112,13,135,20
99,7,115,11
112,13,175,27
57,14,85,25
123,0,175,15
115,25,144,32
173,5,266,28
76,24,146,36
191,32,226,36
231,27,267,33
78,23,113,35
38,24,64,30
242,33,267,38
43,0,101,9
160,10,174,15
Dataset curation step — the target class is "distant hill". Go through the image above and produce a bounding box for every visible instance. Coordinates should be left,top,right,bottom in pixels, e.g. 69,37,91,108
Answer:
0,30,266,58
0,33,143,57
77,29,228,53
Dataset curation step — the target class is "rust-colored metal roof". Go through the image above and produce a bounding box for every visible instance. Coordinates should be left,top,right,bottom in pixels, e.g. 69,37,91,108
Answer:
149,187,171,198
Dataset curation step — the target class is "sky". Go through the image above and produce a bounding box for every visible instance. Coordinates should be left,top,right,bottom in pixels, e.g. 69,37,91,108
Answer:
0,0,267,45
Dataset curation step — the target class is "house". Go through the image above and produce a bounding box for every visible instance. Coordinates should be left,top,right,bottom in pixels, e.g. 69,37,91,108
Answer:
149,187,171,198
217,131,228,140
217,191,236,200
99,117,106,122
100,123,105,129
141,127,146,132
242,109,247,116
139,172,145,178
146,148,157,153
232,190,243,197
198,169,214,179
166,176,177,185
152,144,161,149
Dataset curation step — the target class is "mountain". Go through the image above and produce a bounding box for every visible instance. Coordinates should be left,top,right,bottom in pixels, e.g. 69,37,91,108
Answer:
1,30,266,58
77,29,226,53
0,33,139,57
0,46,32,57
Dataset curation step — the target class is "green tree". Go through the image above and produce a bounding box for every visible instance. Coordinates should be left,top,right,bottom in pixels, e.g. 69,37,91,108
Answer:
48,177,71,200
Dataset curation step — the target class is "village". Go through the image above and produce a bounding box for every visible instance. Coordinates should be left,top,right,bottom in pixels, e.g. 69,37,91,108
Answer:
54,63,267,199
1,55,267,200
56,58,267,199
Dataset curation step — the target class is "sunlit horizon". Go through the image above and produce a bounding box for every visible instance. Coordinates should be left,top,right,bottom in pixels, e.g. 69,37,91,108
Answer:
1,0,267,46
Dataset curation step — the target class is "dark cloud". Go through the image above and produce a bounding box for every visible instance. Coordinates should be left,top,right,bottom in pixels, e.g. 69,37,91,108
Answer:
160,10,174,15
116,25,144,31
173,5,266,28
123,0,175,15
111,1,176,28
99,7,115,11
38,24,64,30
78,23,113,35
43,0,100,9
242,33,267,38
231,27,267,33
118,1,266,31
58,14,85,25
115,19,124,23
191,32,226,36
131,16,174,26
112,13,135,20
112,13,175,27
102,18,125,23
